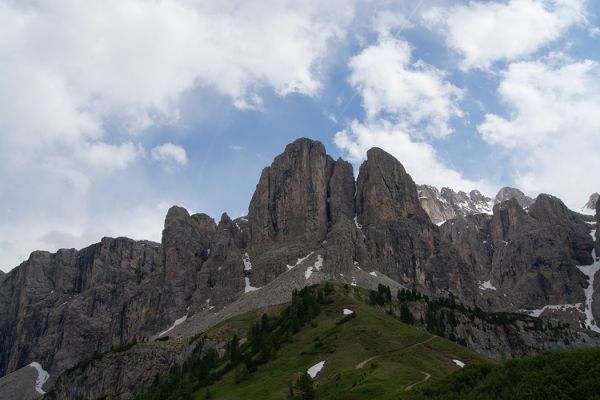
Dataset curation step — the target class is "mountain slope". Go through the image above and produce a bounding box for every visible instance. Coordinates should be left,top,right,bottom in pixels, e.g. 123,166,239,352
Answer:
138,284,489,400
406,347,600,400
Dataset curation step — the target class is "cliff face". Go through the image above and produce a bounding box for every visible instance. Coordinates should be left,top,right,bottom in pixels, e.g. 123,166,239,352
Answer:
441,195,597,327
0,137,598,398
355,148,477,303
0,238,166,378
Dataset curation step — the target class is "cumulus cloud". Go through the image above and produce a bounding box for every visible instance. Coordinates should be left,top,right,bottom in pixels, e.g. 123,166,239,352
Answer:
348,35,464,138
478,58,600,208
0,0,356,271
81,142,143,170
335,120,492,193
423,0,587,70
151,143,188,166
335,28,486,193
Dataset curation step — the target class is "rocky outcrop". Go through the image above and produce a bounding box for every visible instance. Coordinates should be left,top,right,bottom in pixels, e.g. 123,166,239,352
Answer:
247,139,335,285
417,185,536,225
356,148,478,303
581,193,599,215
596,199,600,256
441,194,596,327
400,299,600,361
247,138,359,287
495,187,534,208
417,185,493,224
0,238,167,380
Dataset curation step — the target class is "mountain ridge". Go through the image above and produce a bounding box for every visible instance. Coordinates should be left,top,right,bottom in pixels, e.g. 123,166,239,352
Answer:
0,137,598,399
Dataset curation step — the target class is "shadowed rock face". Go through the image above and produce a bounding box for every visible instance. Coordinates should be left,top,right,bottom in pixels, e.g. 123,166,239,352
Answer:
356,148,477,303
596,199,600,256
441,194,596,323
247,138,356,286
0,238,167,378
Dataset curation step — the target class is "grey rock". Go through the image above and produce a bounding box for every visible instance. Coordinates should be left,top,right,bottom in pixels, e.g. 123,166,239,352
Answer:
356,148,478,303
494,186,534,208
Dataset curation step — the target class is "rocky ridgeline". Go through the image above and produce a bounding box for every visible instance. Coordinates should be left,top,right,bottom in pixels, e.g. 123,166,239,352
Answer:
0,138,598,399
417,185,535,225
441,195,597,326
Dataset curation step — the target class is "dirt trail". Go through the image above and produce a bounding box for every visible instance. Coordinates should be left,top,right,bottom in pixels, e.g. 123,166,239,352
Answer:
355,336,436,369
405,371,432,391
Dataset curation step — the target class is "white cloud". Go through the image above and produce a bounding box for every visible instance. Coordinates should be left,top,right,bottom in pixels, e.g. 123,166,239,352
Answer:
0,201,170,271
348,35,464,138
424,0,587,70
151,143,188,166
82,142,143,170
478,59,600,208
335,120,493,193
0,0,357,271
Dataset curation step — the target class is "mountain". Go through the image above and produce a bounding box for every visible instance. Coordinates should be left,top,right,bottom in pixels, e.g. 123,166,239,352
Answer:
416,185,534,225
52,284,599,400
0,138,599,399
581,192,600,215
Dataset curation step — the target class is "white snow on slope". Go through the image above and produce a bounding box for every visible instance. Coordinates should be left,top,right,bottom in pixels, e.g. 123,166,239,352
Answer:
478,280,497,291
354,215,362,230
305,255,324,280
307,361,325,378
576,229,600,333
522,303,582,318
242,252,252,271
244,277,259,293
159,315,188,337
452,359,465,368
29,362,49,395
369,271,377,277
287,251,315,270
343,308,354,315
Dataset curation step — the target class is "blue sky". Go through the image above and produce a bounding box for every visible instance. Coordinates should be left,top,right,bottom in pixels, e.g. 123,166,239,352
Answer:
1,0,599,271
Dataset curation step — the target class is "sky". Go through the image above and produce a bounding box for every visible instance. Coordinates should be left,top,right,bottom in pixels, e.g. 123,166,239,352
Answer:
1,0,599,272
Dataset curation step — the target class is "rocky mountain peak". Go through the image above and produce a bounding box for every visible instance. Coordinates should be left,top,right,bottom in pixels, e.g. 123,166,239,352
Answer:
356,147,425,226
495,187,534,208
417,185,492,225
248,137,334,249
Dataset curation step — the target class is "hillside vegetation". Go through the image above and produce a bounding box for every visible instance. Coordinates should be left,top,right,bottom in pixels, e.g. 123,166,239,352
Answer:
137,284,486,400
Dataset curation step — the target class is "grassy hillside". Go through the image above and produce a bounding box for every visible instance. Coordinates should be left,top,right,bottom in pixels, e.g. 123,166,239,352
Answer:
405,347,600,400
179,284,488,400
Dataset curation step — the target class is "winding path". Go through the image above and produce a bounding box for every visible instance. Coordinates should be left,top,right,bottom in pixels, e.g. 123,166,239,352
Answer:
355,336,436,369
405,371,432,391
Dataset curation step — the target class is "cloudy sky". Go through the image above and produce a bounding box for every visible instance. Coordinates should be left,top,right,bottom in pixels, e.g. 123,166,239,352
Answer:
1,0,599,271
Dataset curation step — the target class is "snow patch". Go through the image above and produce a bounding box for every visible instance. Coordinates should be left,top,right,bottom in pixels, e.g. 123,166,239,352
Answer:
354,215,362,230
576,229,600,332
29,362,49,395
159,315,188,337
369,271,377,277
522,303,582,318
244,277,259,293
287,251,315,270
478,280,497,291
242,252,252,271
307,361,325,378
305,255,324,280
343,309,354,316
452,359,465,368
436,220,446,226
351,277,357,286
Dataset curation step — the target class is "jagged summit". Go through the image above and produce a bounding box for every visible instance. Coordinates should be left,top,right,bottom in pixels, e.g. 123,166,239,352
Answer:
417,185,536,225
